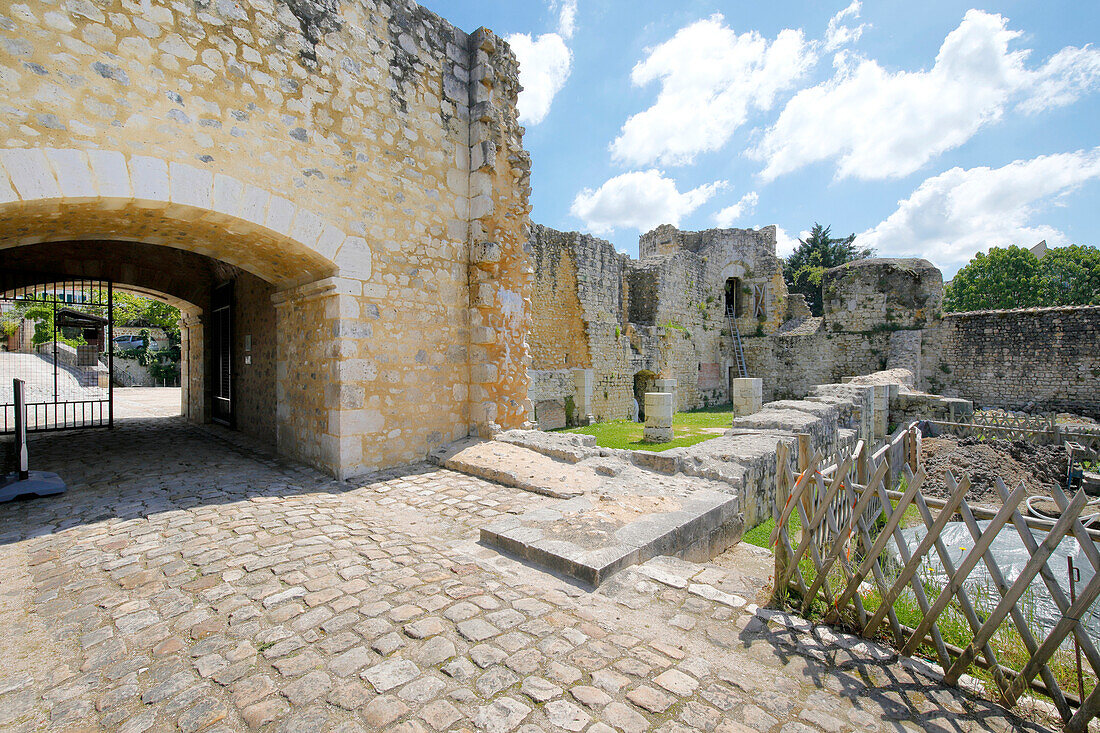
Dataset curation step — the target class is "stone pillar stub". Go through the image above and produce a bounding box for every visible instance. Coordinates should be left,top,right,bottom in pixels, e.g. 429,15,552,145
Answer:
573,368,594,424
873,384,889,441
653,378,677,392
731,378,762,417
854,386,874,445
644,392,674,443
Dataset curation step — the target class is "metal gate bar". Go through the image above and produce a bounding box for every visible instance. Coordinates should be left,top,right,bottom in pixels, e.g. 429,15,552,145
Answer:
0,276,113,433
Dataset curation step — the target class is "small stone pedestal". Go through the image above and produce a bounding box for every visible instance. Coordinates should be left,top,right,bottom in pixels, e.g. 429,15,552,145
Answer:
644,392,674,443
731,378,762,417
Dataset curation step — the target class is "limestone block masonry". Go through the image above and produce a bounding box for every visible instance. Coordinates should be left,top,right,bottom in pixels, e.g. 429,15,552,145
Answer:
644,392,674,443
731,378,762,417
0,0,532,478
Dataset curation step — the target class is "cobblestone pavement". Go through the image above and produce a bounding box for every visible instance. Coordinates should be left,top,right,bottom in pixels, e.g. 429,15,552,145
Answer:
0,419,1054,732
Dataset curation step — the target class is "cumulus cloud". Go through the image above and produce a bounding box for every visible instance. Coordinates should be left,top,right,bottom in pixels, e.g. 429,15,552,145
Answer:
752,10,1100,182
859,148,1100,273
775,227,804,259
713,191,759,227
570,170,727,235
507,0,578,125
610,15,816,167
824,1,867,51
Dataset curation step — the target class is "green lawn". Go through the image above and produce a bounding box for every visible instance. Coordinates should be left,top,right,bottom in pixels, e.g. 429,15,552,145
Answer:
557,403,735,452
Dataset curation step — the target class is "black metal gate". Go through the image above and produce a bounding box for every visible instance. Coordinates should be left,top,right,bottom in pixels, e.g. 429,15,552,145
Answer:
210,281,233,426
0,277,113,432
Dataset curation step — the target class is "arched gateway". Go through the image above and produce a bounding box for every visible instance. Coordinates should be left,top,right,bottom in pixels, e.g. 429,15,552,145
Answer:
0,0,534,478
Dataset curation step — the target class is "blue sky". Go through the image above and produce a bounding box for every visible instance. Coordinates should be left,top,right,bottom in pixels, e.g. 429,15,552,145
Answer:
420,1,1100,276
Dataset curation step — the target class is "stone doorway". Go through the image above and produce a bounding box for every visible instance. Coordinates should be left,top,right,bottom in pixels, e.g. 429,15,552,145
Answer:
632,370,656,421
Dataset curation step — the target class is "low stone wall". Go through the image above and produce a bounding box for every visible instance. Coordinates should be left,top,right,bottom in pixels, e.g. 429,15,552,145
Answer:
113,356,157,387
926,306,1100,418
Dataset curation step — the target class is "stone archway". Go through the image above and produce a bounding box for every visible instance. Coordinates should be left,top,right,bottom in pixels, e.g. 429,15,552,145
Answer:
0,149,370,473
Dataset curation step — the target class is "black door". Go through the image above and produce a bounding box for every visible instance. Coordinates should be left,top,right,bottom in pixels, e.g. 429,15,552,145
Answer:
211,282,233,426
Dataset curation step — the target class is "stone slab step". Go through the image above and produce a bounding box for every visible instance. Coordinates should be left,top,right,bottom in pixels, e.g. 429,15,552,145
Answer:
481,487,742,587
429,438,593,499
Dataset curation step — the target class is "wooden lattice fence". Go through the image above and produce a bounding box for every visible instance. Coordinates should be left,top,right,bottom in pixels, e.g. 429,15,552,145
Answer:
772,425,1100,731
930,413,1100,461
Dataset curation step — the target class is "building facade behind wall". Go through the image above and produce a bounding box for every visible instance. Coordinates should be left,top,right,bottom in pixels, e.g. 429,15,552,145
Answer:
0,0,532,477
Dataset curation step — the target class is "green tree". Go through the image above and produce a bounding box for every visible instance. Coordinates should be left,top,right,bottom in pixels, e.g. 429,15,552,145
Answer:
112,292,181,342
1036,245,1100,306
784,223,874,316
943,246,1045,312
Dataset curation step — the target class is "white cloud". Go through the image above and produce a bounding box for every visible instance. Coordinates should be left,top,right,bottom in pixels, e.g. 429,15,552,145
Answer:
556,0,577,40
610,14,816,167
507,1,579,125
824,1,867,52
570,170,727,235
713,191,759,227
859,148,1100,273
752,10,1100,182
775,226,803,259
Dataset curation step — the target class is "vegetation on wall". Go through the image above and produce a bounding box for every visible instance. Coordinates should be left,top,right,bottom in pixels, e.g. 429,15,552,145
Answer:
943,244,1100,312
783,223,874,316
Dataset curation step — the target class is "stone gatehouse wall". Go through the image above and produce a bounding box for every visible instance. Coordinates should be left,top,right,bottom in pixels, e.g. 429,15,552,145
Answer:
924,306,1100,418
1,0,532,478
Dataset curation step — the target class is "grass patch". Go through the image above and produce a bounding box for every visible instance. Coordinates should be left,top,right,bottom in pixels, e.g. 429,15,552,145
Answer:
557,403,736,452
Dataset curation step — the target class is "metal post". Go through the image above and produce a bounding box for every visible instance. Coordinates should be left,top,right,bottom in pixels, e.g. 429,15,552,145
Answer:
107,281,113,429
13,378,28,481
52,293,57,428
1069,555,1084,702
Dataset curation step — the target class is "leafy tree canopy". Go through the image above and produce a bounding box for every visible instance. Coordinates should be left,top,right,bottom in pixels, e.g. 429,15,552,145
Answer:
113,292,181,341
783,223,874,316
943,244,1100,312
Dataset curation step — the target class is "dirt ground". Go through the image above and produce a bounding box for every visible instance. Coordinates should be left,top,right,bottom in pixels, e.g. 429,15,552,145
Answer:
920,436,1068,506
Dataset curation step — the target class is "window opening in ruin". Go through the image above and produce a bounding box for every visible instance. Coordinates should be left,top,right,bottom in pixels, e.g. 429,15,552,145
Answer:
724,278,743,317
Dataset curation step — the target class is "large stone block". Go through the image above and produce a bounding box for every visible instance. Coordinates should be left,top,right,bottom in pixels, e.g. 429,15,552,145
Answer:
731,378,762,417
644,392,674,443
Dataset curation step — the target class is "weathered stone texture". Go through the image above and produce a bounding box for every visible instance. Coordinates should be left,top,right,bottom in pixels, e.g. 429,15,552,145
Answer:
926,306,1100,418
528,223,790,420
0,0,532,477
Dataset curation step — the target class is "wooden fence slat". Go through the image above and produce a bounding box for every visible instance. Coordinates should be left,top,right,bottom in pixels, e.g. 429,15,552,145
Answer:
956,496,1071,719
903,477,1015,697
786,453,848,589
943,487,1088,685
1002,480,1100,709
873,472,953,669
901,479,1027,659
775,420,1100,728
800,454,863,612
825,458,900,615
864,475,972,639
769,448,819,547
835,473,911,648
809,456,889,606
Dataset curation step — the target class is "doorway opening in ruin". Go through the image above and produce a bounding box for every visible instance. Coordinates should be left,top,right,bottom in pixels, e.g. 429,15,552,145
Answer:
633,370,657,421
724,278,743,317
0,241,281,446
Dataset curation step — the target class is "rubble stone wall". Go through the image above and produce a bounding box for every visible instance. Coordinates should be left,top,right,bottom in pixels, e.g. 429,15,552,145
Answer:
925,306,1100,418
529,223,790,420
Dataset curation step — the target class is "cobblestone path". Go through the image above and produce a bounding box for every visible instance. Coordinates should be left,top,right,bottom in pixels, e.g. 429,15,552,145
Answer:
0,420,1052,732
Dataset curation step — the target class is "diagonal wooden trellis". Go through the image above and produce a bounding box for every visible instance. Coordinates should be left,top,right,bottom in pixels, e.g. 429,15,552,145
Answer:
930,413,1100,461
771,424,1100,731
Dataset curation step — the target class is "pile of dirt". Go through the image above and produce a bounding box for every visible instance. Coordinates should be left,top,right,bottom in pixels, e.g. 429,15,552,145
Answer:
919,436,1067,506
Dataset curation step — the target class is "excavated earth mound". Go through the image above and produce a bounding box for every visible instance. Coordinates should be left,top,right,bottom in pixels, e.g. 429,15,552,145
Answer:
920,436,1067,506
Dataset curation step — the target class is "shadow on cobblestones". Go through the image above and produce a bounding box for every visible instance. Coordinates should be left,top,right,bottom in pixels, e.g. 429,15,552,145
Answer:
0,419,1058,732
